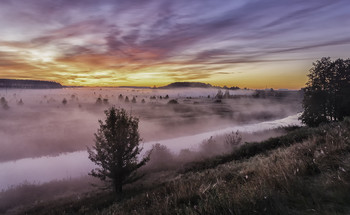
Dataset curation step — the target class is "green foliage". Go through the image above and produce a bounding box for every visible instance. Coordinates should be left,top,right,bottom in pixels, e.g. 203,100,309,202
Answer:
87,107,149,194
300,57,350,126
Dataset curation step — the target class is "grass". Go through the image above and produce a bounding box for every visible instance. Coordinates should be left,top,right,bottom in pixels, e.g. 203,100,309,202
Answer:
182,126,315,173
14,120,350,215
0,176,101,214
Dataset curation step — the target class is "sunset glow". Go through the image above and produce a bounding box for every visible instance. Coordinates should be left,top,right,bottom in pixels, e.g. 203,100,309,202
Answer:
1,0,350,89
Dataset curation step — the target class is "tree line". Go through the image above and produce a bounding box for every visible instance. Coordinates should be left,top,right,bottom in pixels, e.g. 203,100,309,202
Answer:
0,79,62,89
300,57,350,126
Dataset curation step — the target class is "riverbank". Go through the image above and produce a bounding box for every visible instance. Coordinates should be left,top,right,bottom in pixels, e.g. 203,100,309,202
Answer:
4,119,350,214
0,114,300,191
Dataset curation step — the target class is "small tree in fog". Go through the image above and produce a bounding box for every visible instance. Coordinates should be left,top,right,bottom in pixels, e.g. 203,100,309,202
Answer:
17,99,24,105
215,90,223,99
224,90,230,99
62,98,67,105
87,107,149,195
146,143,174,171
103,98,109,105
178,149,195,163
1,97,9,110
200,136,220,157
225,131,242,149
131,96,136,103
124,96,129,103
96,97,102,105
0,97,6,105
167,99,178,105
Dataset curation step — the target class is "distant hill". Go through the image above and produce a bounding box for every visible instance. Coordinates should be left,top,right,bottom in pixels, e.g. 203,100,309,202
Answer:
0,79,63,89
161,82,212,89
118,86,152,89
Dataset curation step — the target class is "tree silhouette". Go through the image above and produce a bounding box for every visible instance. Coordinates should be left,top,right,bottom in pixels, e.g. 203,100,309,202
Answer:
62,98,67,105
88,107,149,195
1,97,9,110
131,96,136,103
215,89,223,99
17,99,24,105
146,143,174,171
300,57,350,126
167,99,178,104
96,97,102,105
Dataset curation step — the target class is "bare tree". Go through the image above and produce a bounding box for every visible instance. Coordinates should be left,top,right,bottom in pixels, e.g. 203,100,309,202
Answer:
225,131,242,149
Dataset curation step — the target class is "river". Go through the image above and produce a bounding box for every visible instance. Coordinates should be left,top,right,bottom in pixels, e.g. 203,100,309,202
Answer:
0,114,301,190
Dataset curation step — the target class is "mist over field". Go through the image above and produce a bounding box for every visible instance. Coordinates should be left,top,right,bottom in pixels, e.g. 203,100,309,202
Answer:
0,87,303,213
0,87,301,162
1,0,350,213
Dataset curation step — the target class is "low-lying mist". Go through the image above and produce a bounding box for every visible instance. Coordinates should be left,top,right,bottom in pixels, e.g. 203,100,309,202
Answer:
143,128,287,172
0,87,301,162
0,87,302,213
0,127,290,213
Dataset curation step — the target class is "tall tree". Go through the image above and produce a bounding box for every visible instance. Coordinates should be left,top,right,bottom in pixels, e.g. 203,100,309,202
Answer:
88,107,149,194
300,57,350,126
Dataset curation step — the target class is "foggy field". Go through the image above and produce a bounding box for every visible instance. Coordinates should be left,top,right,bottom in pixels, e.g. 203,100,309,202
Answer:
0,87,301,161
1,0,349,213
0,87,301,190
0,87,304,213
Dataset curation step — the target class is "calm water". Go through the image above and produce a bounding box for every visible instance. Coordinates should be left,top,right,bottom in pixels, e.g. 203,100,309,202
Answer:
0,114,301,190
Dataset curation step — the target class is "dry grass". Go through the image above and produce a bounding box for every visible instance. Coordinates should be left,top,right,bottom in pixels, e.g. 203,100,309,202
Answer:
0,176,101,214
97,120,350,215
16,119,350,215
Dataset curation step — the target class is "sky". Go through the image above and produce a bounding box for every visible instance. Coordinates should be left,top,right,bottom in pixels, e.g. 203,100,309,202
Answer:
0,0,349,89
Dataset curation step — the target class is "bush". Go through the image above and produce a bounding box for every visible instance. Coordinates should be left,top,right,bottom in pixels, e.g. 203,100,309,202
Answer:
167,99,178,105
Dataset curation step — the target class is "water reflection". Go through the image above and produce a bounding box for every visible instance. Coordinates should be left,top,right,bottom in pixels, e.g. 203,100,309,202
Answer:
0,114,301,190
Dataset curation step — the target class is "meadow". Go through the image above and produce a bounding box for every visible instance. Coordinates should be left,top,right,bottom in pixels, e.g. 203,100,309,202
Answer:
0,87,302,213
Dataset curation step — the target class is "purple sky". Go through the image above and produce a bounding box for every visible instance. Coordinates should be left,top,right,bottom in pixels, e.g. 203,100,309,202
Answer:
0,0,349,88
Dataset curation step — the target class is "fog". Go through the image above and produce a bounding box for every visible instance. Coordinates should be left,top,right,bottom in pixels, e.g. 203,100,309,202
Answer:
0,88,301,190
0,113,301,190
0,88,300,161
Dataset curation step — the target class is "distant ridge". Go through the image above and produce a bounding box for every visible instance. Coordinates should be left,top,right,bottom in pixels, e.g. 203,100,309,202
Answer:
161,82,212,89
0,79,63,89
118,86,151,89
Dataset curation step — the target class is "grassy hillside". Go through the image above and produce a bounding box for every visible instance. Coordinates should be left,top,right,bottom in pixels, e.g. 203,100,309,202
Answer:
16,119,350,215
